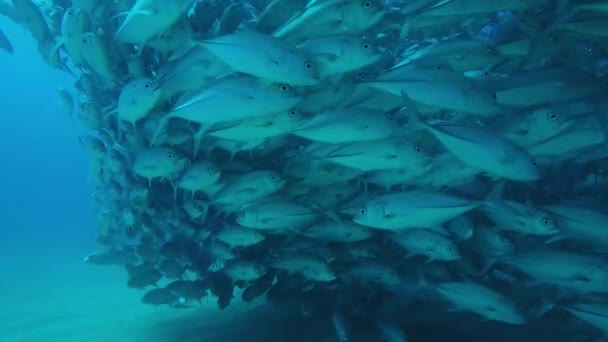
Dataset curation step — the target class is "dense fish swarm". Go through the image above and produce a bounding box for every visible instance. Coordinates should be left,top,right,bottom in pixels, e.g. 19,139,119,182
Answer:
5,0,608,340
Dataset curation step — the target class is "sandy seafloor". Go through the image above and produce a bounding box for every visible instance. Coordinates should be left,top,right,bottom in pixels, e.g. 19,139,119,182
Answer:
0,243,186,342
0,244,276,342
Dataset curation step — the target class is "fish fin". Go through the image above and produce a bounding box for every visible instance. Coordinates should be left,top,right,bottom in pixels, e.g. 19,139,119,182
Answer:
192,126,210,157
103,107,118,119
544,233,565,244
399,91,429,132
112,11,130,19
49,38,65,57
532,299,556,319
486,180,506,202
404,251,416,258
150,116,171,146
480,257,497,274
115,10,154,20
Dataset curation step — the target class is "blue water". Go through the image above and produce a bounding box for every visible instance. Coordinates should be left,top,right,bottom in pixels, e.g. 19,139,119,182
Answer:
0,18,131,342
0,25,275,341
1,5,607,342
0,18,95,257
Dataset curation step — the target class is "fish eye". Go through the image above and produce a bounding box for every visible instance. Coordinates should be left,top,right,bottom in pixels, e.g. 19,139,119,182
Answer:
415,146,422,152
289,109,297,116
436,65,443,70
280,85,289,92
360,208,367,215
447,246,453,252
304,62,313,70
144,83,151,88
167,153,173,159
548,112,558,120
483,71,490,77
532,160,538,166
269,174,277,181
67,9,74,15
485,45,492,52
362,42,370,50
542,218,551,225
363,0,372,8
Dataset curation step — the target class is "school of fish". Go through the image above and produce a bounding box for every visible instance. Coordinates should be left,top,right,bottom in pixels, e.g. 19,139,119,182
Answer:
3,0,608,341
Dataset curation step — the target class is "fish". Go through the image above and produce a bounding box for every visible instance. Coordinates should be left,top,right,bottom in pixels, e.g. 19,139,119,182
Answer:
167,76,302,126
176,161,222,197
291,107,400,144
341,261,401,287
273,0,386,41
414,114,542,181
141,287,180,306
214,225,266,247
364,65,503,116
157,46,232,96
390,228,461,262
562,303,608,335
301,220,374,243
223,261,266,282
212,170,285,208
482,182,559,236
12,0,52,44
57,87,74,117
353,191,480,230
115,0,192,47
297,35,383,77
376,320,408,342
80,31,119,85
197,30,320,85
58,7,90,66
332,309,351,342
117,78,163,128
270,252,336,282
236,199,319,231
435,281,526,325
498,251,608,294
209,108,305,143
543,205,608,248
132,147,189,185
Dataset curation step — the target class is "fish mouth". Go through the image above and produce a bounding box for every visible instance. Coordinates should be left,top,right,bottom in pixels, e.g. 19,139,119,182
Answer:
543,228,561,235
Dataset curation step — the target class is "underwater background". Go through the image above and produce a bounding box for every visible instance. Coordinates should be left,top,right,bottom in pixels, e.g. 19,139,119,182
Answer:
0,22,590,342
2,1,608,342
